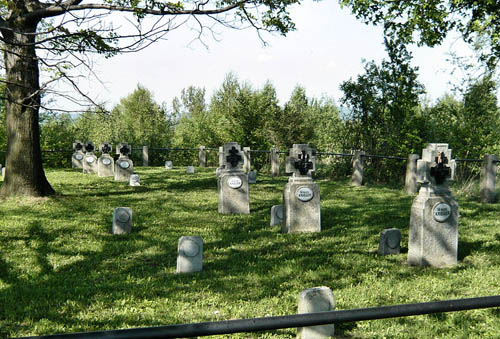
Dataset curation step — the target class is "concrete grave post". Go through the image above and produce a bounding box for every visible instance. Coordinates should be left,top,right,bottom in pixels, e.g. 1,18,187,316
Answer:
72,141,85,169
199,146,207,168
271,147,280,177
297,287,335,338
351,150,364,186
114,143,134,182
112,207,132,234
378,228,401,256
216,146,225,177
243,147,251,173
282,144,320,233
142,146,149,167
176,236,203,273
480,154,498,203
217,142,250,214
98,142,114,177
270,205,283,226
248,171,257,184
408,143,459,267
405,154,420,194
82,141,98,174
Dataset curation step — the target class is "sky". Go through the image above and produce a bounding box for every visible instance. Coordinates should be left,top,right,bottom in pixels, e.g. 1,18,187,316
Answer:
53,0,476,112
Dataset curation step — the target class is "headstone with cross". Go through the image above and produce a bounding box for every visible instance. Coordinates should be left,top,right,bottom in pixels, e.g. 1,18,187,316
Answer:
114,142,134,182
82,141,98,174
72,140,85,169
98,142,114,177
408,143,459,267
282,144,321,233
217,142,250,214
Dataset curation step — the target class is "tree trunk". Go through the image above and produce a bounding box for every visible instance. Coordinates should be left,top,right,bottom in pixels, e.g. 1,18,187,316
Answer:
0,20,55,197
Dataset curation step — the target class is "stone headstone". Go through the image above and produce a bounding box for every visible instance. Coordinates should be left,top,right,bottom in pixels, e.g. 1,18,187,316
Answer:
98,142,114,177
378,228,401,256
248,171,257,184
72,140,85,169
176,236,203,273
408,143,459,267
351,150,364,186
218,142,250,214
405,154,420,194
297,287,335,338
282,144,320,233
271,147,280,177
186,166,195,174
129,174,140,186
112,207,132,234
270,205,283,226
82,141,98,174
480,154,498,203
165,161,173,169
114,143,134,182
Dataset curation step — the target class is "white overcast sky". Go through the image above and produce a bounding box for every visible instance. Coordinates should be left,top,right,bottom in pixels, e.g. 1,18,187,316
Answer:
54,0,477,112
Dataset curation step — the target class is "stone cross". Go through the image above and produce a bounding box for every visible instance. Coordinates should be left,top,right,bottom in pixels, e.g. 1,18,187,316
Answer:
73,141,84,152
285,144,316,177
99,142,112,154
416,143,456,191
84,141,95,154
222,142,244,170
117,143,131,157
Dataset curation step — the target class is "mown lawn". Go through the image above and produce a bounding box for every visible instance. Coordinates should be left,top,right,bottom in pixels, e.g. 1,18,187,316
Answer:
1,167,500,338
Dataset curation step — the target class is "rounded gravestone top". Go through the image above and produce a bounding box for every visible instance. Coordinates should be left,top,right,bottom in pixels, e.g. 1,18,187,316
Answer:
386,232,401,249
102,158,112,166
85,156,95,163
116,208,131,223
432,202,451,222
276,205,283,220
119,161,130,169
227,176,242,189
75,154,83,160
295,186,314,202
180,239,200,257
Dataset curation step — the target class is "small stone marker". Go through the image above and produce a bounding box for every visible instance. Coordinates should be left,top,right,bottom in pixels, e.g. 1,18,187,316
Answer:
248,171,257,184
297,287,335,338
112,207,132,234
98,142,114,177
186,166,195,174
165,161,173,169
378,228,401,256
176,236,203,273
82,141,98,174
270,205,283,226
129,174,140,186
480,154,498,203
408,143,458,267
114,143,134,182
72,141,85,169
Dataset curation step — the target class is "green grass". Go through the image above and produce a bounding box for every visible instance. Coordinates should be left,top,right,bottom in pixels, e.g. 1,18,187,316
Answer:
1,167,500,338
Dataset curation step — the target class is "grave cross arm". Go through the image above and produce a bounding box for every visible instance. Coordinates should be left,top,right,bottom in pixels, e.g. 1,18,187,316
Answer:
226,146,242,168
294,150,314,175
430,152,451,185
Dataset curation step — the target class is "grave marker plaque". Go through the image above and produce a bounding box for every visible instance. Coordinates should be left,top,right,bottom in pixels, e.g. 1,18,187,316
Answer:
82,141,98,174
98,142,114,177
114,143,134,182
72,141,85,169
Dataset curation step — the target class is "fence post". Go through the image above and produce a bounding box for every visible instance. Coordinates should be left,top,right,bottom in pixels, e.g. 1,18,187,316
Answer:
199,146,206,168
243,147,251,173
480,154,498,203
271,148,280,176
351,151,364,186
405,154,420,194
142,146,149,166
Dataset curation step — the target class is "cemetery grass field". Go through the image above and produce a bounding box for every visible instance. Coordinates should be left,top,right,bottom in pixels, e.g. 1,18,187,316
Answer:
1,167,500,338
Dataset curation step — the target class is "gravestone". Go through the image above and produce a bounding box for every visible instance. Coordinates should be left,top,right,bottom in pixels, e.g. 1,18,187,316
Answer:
217,142,250,214
248,171,257,184
282,144,320,233
271,147,280,177
199,146,206,168
351,150,364,186
405,154,420,194
82,141,98,174
378,228,401,256
112,207,132,234
129,174,140,186
165,161,173,169
98,142,114,177
186,166,195,174
114,143,134,182
176,236,203,273
408,143,459,267
297,286,335,338
480,154,498,203
72,141,85,169
243,147,251,173
270,205,283,226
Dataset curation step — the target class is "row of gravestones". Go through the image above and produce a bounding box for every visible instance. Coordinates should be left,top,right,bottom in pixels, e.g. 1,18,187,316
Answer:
216,142,460,268
72,141,139,184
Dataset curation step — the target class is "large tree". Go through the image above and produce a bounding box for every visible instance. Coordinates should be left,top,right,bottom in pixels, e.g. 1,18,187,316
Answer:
0,0,298,197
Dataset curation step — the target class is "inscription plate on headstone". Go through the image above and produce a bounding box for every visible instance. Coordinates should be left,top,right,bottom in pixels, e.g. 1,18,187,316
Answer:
296,187,314,202
75,154,83,160
85,156,95,163
180,239,200,257
102,158,112,166
119,161,130,169
432,202,451,222
227,176,243,189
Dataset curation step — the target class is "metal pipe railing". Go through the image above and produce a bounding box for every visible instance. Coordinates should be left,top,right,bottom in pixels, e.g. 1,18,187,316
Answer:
18,295,500,339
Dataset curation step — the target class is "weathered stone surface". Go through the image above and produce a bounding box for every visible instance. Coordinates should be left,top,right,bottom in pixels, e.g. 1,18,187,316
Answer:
98,154,114,177
142,146,149,166
165,161,173,169
82,153,98,174
218,171,250,214
72,151,84,169
114,157,134,182
199,146,206,168
112,207,132,234
248,171,257,184
243,147,251,173
222,142,244,170
285,144,316,177
351,151,364,186
186,166,195,174
282,176,321,233
378,228,401,256
297,286,335,339
405,154,420,194
176,236,203,273
270,205,283,226
480,154,498,203
271,147,280,177
129,174,140,186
